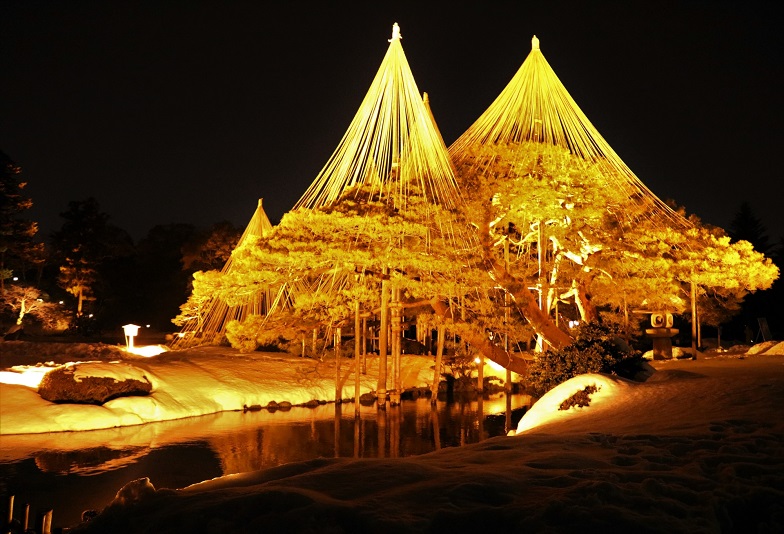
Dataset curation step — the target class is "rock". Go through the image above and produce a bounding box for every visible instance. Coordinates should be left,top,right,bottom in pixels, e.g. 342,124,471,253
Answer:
111,477,156,506
38,363,152,404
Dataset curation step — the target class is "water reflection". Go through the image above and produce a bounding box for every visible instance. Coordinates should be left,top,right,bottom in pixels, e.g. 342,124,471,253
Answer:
0,393,531,527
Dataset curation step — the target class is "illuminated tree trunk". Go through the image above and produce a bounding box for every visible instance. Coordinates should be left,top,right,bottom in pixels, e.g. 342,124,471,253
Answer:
570,276,599,323
77,286,84,317
16,297,28,325
429,298,530,375
479,218,573,353
502,274,573,351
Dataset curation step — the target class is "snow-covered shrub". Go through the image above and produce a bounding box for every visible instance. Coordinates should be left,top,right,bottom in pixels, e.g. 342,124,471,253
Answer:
526,322,643,396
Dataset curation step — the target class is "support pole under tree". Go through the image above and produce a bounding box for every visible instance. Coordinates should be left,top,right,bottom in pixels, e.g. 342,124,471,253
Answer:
378,268,389,409
431,324,445,403
504,295,512,394
390,287,402,406
504,238,512,393
361,315,368,374
477,353,484,392
691,280,698,356
335,327,342,402
354,301,361,418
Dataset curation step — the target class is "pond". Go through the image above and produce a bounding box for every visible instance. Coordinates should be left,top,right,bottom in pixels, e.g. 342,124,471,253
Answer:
0,393,532,530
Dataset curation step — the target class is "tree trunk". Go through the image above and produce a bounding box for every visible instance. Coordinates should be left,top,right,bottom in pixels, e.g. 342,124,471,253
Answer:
572,277,599,323
499,273,573,351
477,218,573,352
429,298,530,375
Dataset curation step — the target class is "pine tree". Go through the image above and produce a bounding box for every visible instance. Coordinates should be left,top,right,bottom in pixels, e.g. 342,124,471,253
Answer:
0,150,42,291
729,201,771,255
50,198,134,321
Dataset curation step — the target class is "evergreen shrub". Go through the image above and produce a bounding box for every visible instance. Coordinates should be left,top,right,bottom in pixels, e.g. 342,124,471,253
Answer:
526,322,644,397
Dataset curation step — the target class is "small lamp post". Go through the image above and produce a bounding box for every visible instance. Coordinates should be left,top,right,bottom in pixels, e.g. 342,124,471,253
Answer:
123,324,140,349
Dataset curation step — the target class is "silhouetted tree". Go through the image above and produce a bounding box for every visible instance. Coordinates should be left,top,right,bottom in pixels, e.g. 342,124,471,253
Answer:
49,198,134,329
134,223,198,330
729,201,771,255
0,150,43,292
180,220,241,273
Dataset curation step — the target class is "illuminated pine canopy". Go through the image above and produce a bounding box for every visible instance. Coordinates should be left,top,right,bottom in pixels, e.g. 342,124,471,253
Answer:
173,29,777,367
446,35,776,344
171,199,290,348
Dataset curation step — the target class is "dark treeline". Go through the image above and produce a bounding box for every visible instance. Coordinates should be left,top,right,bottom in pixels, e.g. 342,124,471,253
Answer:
1,150,241,339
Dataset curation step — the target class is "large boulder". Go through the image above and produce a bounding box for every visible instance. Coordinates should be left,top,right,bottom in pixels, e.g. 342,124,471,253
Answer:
38,361,152,404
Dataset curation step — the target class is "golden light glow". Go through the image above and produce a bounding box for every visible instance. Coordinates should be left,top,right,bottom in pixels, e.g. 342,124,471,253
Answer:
0,365,57,388
124,345,169,357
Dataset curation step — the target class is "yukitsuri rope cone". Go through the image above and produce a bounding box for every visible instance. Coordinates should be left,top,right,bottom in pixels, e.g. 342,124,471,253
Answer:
449,35,690,231
171,199,289,349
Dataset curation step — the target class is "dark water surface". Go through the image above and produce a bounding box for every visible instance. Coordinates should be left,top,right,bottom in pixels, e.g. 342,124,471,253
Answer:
1,394,531,529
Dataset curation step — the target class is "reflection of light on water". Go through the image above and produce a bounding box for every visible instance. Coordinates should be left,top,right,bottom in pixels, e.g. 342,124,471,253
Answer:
34,447,150,475
2,393,533,526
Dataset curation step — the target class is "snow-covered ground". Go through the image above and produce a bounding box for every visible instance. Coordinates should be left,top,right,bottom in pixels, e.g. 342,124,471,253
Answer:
0,342,513,435
2,340,783,532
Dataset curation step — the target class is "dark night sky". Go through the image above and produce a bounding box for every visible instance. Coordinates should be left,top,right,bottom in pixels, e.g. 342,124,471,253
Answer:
2,1,782,243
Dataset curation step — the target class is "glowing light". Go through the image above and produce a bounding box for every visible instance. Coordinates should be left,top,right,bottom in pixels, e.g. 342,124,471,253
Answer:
474,357,481,364
0,365,58,388
122,324,140,349
124,345,169,357
485,359,507,374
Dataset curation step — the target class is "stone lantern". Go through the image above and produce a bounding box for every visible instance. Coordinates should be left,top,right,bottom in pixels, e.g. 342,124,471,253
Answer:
123,324,141,350
645,313,678,360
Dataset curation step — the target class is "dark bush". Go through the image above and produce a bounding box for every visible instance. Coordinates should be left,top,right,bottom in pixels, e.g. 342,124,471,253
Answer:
526,322,644,397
